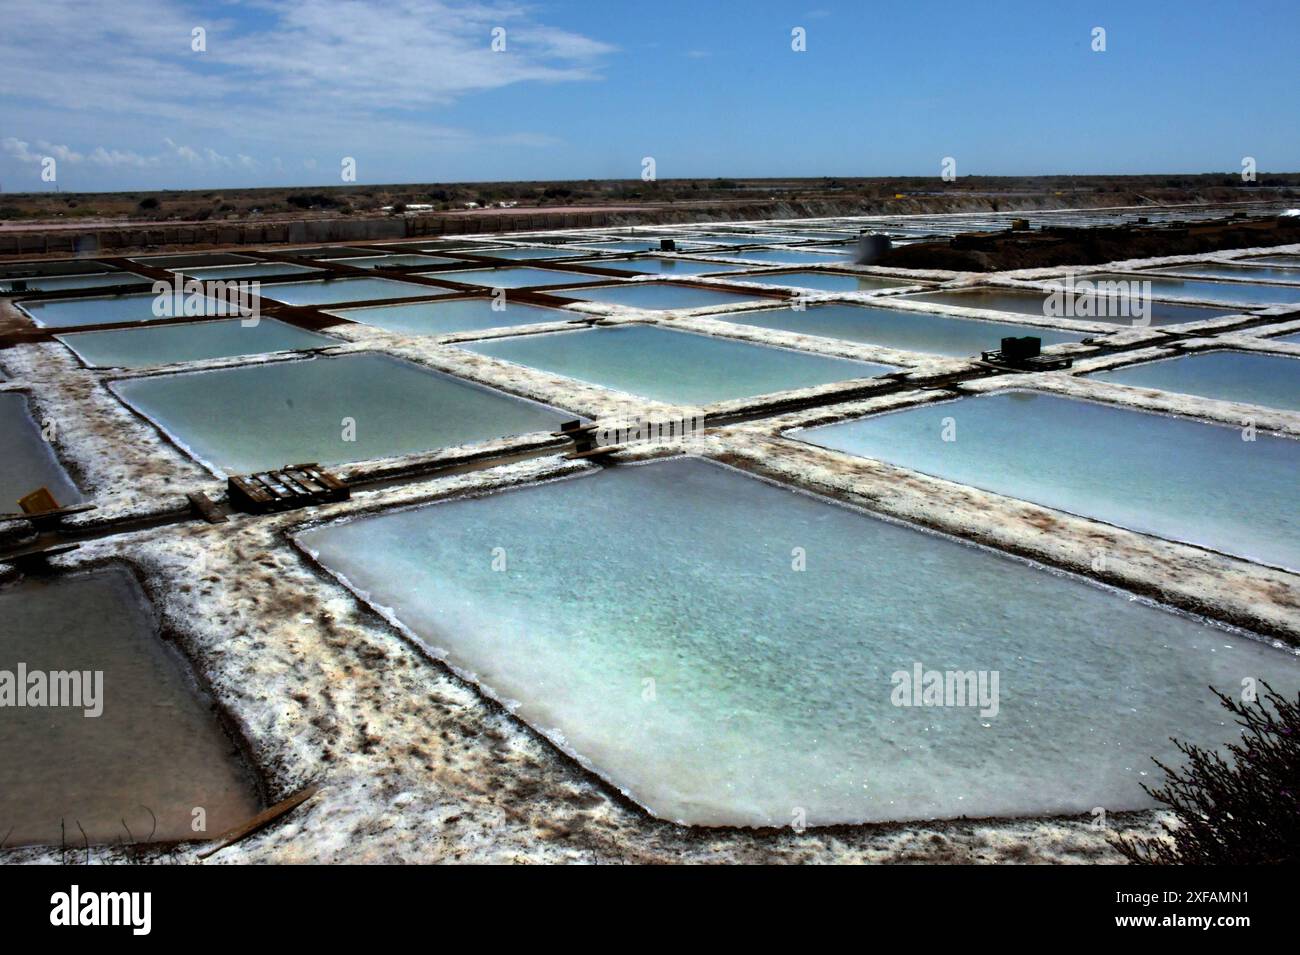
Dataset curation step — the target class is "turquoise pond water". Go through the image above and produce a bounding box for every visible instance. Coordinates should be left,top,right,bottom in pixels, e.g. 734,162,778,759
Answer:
0,272,148,293
737,271,918,293
131,253,254,269
472,247,585,261
799,391,1300,570
1071,273,1300,307
589,257,737,277
1240,255,1300,267
464,324,892,404
904,288,1233,326
1088,350,1300,411
298,456,1300,827
332,298,569,335
0,566,260,846
572,239,687,253
1155,263,1300,284
112,352,567,474
0,392,81,510
257,277,436,305
416,267,592,289
57,318,338,369
721,304,1083,356
170,262,322,280
332,254,461,269
21,292,251,329
563,282,763,310
724,248,855,265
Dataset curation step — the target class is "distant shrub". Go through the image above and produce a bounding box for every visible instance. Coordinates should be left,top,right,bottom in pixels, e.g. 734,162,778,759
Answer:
137,197,160,209
1113,683,1299,864
286,192,340,210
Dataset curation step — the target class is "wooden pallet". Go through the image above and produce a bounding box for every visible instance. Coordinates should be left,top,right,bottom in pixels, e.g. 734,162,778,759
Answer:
227,463,349,514
978,351,1074,372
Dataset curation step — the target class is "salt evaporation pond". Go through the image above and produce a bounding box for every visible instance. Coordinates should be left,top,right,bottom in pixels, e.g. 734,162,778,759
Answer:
171,262,322,280
471,247,584,261
298,457,1300,827
593,257,736,276
57,318,338,369
0,393,81,510
800,391,1300,570
332,254,460,269
741,271,918,293
465,325,891,404
0,272,148,293
0,566,261,846
1089,351,1300,412
416,267,590,289
1075,273,1300,307
723,304,1083,357
20,291,241,329
258,277,435,306
1243,255,1300,267
572,239,683,253
564,282,762,310
332,298,567,335
904,287,1232,326
1155,263,1300,284
725,248,854,265
112,352,567,474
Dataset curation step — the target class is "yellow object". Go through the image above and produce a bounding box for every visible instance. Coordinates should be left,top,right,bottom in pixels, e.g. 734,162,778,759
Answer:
18,487,59,515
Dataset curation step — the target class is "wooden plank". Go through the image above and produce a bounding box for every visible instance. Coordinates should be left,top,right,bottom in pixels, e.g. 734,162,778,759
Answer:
195,783,321,860
564,443,627,461
186,492,228,524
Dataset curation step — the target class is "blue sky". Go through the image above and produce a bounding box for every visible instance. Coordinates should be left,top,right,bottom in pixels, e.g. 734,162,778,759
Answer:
2,0,1298,192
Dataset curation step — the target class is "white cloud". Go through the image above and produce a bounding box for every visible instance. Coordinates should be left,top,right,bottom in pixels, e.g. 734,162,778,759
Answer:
0,1,614,186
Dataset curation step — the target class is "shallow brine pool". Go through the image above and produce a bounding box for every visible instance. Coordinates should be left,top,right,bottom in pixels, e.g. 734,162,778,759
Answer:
332,298,568,336
0,272,148,293
415,267,591,289
332,254,460,269
297,457,1300,827
590,257,736,277
1088,350,1300,412
464,324,891,404
0,566,261,846
562,282,763,311
0,392,81,511
799,391,1300,570
57,318,338,369
1069,273,1300,307
112,352,567,474
721,304,1083,357
903,288,1233,326
171,262,323,281
258,277,436,306
723,248,855,265
739,271,919,293
1153,263,1300,285
1241,255,1300,267
469,247,584,261
21,292,243,329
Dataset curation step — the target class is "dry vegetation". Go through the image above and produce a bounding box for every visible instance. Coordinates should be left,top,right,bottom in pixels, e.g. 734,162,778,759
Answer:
2,173,1297,225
